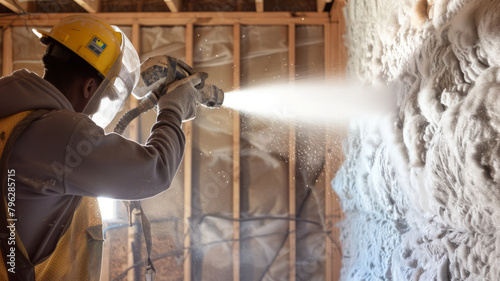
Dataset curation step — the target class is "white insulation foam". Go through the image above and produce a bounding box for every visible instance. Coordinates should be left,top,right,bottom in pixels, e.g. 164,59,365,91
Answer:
332,0,500,279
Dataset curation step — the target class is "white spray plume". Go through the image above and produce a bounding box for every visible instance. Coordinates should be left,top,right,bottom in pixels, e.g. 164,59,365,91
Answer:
222,79,396,124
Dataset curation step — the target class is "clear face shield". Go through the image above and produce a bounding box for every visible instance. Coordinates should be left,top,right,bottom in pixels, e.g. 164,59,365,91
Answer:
83,26,140,128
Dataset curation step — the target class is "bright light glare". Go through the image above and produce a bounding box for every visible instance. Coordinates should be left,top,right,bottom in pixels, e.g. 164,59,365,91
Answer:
223,80,396,124
91,96,120,128
98,197,116,220
32,28,42,38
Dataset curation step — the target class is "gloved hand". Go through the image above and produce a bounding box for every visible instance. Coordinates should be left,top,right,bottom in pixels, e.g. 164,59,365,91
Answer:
156,73,204,122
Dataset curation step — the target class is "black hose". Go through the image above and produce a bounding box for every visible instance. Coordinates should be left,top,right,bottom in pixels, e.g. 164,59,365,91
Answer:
113,93,158,135
113,56,208,136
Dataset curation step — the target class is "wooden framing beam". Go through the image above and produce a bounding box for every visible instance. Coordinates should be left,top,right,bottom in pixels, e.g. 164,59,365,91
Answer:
2,26,12,76
288,23,296,281
255,0,263,12
331,0,347,73
325,1,347,279
0,0,29,14
164,0,181,12
131,23,140,54
125,22,141,281
184,22,194,281
232,23,241,281
129,23,141,141
0,12,330,26
74,0,100,13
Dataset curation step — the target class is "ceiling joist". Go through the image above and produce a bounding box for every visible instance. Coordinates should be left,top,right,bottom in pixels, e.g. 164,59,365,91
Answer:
0,0,29,14
74,0,99,13
0,12,330,26
255,0,263,12
164,0,181,12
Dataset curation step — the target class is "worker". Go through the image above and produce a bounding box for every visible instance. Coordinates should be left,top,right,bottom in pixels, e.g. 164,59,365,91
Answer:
0,15,200,280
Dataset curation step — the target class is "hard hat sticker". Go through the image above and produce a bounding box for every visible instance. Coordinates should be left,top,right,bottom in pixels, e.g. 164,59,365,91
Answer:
87,36,107,57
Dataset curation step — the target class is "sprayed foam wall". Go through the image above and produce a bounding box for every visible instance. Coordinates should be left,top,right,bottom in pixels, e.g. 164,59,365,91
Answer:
332,0,500,279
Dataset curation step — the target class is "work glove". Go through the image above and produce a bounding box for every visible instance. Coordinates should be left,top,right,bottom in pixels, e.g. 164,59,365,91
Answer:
156,73,204,122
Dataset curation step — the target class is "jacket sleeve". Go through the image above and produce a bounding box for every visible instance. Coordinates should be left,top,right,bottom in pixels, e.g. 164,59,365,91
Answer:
59,109,186,200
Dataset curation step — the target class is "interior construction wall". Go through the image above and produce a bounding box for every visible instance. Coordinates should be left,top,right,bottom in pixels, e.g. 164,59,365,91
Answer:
4,18,342,281
12,26,45,76
131,24,333,281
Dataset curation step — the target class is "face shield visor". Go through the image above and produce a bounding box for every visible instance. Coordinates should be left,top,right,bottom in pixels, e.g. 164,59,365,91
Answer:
82,26,140,128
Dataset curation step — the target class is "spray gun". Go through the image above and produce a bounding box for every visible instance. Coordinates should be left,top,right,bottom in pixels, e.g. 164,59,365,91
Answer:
114,55,225,134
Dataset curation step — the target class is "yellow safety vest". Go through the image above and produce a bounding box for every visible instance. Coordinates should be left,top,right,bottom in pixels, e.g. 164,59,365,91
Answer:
0,110,103,281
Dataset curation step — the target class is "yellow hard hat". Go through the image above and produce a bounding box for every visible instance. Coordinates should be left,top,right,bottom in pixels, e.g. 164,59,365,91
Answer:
34,15,141,128
35,14,122,77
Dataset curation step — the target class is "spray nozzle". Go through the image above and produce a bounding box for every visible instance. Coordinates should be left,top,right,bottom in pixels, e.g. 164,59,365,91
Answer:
198,84,224,108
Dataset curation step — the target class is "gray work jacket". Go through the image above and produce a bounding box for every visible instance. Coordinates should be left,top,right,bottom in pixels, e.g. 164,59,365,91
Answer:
0,69,185,264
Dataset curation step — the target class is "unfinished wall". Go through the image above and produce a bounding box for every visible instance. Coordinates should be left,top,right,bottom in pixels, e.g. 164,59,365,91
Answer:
2,12,344,281
12,26,45,75
124,23,336,281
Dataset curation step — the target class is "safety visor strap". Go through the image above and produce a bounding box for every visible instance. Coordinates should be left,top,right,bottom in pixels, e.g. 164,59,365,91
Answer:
47,42,106,80
125,200,156,280
47,43,72,62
